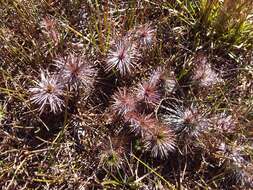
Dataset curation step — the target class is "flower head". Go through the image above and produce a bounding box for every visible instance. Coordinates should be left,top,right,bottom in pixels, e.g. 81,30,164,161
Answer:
124,110,176,158
135,23,156,47
29,71,64,114
192,55,222,87
143,123,176,158
106,38,139,76
159,101,206,137
111,87,136,115
136,81,160,105
41,16,60,44
124,112,157,135
55,54,96,90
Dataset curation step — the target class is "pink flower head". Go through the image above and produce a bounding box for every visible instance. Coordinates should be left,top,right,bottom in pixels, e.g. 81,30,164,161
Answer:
29,71,64,114
106,38,139,76
135,23,156,47
182,108,198,125
41,16,60,44
136,81,160,105
192,55,222,87
111,87,136,115
54,54,96,90
124,112,157,135
143,123,176,158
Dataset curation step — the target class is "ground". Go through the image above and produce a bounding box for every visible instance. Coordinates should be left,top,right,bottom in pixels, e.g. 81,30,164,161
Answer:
0,0,253,190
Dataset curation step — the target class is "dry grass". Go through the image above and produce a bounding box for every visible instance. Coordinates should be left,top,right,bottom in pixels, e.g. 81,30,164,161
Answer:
0,0,252,189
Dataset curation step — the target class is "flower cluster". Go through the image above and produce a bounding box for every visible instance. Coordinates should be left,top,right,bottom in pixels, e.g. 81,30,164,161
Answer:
106,38,140,76
106,23,156,76
111,69,176,158
29,54,96,115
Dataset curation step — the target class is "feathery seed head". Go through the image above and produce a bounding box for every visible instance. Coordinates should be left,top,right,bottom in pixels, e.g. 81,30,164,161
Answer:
124,112,157,135
135,23,156,47
160,101,205,137
192,55,222,87
106,38,139,76
143,123,176,158
182,108,198,125
136,81,160,105
55,54,96,90
111,87,136,115
41,17,60,44
29,71,64,114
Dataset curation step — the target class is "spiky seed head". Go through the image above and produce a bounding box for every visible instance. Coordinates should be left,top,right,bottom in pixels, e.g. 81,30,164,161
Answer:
124,112,157,135
160,102,205,137
179,107,206,137
54,54,96,90
106,38,139,76
135,23,156,47
111,87,136,115
29,71,64,114
136,82,160,105
41,16,60,44
143,123,176,158
192,55,222,87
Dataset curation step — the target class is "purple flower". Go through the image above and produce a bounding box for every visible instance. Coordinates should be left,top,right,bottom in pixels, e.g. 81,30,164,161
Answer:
106,38,139,76
29,71,64,114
